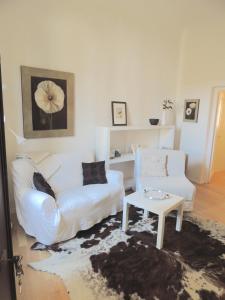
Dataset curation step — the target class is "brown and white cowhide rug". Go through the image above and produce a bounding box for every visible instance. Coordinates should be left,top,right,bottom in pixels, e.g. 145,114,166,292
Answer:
29,207,225,300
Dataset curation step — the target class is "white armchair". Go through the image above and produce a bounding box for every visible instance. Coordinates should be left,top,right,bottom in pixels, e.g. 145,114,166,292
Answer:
135,148,196,211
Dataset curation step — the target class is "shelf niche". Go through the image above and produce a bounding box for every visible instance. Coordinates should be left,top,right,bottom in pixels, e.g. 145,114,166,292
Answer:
96,125,175,189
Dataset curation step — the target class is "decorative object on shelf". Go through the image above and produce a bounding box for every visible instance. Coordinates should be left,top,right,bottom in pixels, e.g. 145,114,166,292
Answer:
149,118,159,125
161,98,175,125
110,149,121,159
21,66,74,138
114,150,121,157
183,99,200,123
111,101,127,126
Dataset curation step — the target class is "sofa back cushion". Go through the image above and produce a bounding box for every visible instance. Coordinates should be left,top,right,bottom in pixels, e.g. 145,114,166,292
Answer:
33,172,56,199
12,151,94,199
48,152,94,193
82,161,107,185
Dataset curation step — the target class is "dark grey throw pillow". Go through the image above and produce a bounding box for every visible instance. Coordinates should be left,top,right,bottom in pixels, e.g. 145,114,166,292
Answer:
82,161,107,185
33,172,56,199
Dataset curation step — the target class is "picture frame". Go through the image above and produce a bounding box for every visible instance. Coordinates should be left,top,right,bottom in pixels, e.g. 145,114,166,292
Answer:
21,66,75,138
183,99,200,123
111,101,127,126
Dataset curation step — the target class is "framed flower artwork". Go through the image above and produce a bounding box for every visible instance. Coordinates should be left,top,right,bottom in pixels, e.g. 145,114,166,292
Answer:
21,66,74,138
111,101,127,126
183,99,200,123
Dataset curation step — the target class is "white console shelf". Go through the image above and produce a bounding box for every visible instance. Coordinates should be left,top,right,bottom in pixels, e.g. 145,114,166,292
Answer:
109,153,134,164
109,125,174,131
96,125,175,164
96,125,175,189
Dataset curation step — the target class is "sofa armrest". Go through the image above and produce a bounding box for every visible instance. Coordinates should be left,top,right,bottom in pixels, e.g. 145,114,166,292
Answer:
106,170,124,186
21,189,63,245
23,188,57,213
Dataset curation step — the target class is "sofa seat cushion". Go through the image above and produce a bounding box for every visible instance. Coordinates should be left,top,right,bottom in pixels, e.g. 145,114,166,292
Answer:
57,183,121,222
138,176,195,201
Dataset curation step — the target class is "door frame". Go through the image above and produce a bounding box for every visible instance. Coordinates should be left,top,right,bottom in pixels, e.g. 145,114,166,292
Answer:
205,86,225,182
0,60,17,299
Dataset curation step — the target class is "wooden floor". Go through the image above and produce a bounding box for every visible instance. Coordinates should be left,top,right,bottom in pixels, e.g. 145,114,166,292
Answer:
12,174,225,300
193,171,225,224
12,224,69,300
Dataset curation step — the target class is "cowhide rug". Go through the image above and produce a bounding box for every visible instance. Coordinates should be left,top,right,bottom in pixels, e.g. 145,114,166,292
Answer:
29,207,225,300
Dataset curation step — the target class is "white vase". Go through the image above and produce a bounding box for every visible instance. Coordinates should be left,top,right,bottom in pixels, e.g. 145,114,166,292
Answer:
161,109,175,125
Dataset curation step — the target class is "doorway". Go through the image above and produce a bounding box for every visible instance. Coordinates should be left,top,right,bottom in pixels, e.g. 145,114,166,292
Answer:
209,90,225,186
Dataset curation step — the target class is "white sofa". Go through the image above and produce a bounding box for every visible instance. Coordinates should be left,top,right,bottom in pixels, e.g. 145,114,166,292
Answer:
12,152,124,245
135,149,196,211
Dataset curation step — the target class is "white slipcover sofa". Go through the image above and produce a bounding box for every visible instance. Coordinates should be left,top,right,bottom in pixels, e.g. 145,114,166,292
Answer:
135,149,196,211
12,152,124,245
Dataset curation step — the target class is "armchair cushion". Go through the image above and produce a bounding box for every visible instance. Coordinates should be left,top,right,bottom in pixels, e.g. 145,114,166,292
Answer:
140,153,168,177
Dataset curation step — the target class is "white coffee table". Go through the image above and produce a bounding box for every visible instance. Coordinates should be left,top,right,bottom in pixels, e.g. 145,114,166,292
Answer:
122,191,184,249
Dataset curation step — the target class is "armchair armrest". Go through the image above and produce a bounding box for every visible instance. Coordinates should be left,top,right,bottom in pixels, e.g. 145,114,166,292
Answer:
106,170,124,186
21,189,63,245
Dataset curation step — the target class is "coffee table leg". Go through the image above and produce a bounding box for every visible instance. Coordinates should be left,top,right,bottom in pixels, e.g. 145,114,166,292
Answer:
156,214,165,250
176,204,183,232
143,209,149,219
122,202,129,231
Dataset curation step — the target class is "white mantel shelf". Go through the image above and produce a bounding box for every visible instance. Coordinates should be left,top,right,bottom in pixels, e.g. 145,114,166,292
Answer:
109,153,134,164
102,125,175,131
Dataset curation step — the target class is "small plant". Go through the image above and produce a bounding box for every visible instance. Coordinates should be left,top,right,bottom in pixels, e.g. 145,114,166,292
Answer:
163,99,175,110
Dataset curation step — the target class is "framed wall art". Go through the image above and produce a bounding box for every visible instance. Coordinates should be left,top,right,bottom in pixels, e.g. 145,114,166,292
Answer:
183,99,200,123
21,66,74,138
111,101,127,126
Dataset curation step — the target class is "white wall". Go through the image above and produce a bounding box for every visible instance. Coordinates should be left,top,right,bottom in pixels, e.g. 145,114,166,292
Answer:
2,0,225,200
0,0,183,205
176,5,225,183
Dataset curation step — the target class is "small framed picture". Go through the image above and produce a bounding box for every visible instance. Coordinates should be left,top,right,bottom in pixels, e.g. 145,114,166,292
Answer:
111,101,127,126
183,99,200,122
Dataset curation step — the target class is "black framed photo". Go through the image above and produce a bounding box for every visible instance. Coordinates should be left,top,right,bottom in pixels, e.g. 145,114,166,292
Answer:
183,99,200,123
111,101,127,126
21,66,74,138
